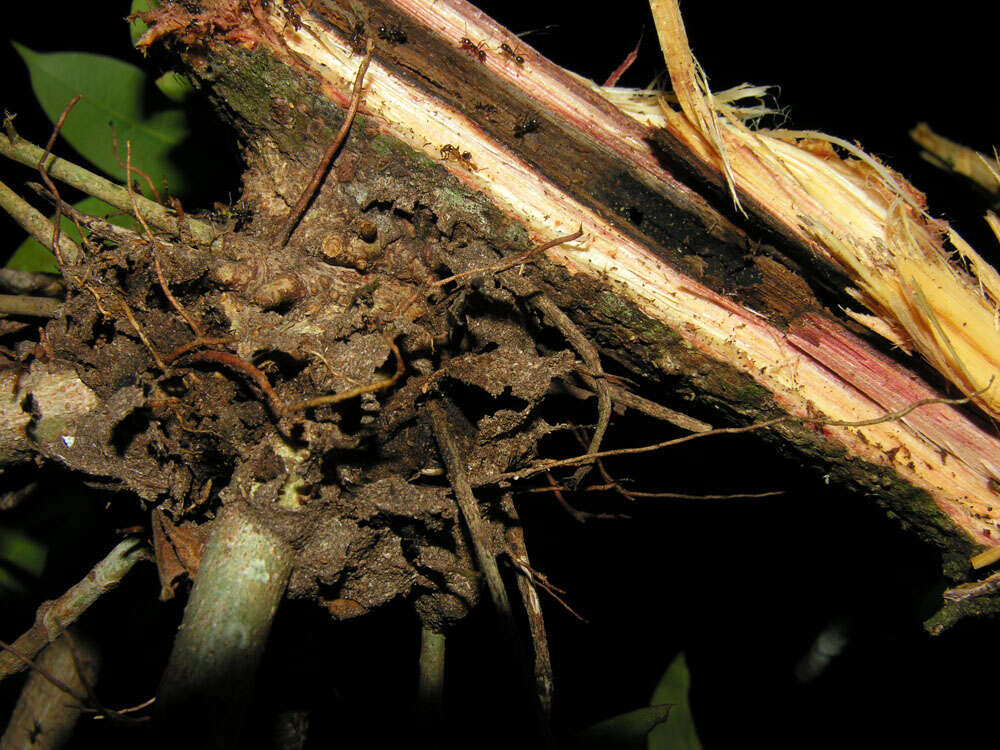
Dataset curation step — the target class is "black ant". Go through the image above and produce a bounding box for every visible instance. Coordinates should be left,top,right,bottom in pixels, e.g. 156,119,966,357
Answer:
281,3,302,31
349,22,366,54
499,42,524,65
459,37,487,63
378,23,407,44
513,116,540,138
440,144,478,172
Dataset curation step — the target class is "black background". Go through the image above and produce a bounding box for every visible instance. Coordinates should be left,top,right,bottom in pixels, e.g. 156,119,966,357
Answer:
2,2,999,747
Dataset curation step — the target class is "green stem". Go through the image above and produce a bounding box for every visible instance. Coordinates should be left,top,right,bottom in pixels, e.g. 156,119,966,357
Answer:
417,627,446,750
0,630,101,750
0,134,217,247
154,504,293,749
0,539,150,680
0,177,81,265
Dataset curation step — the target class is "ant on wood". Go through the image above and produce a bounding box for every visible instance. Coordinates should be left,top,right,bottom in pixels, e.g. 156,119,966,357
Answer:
440,144,478,172
498,42,524,65
459,37,487,63
349,22,367,54
513,116,540,138
378,22,407,44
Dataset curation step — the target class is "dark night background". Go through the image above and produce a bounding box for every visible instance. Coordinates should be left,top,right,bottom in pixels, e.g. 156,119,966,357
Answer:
2,2,999,747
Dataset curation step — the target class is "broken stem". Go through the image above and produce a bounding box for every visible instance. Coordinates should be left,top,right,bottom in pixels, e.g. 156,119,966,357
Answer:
154,504,293,749
0,539,151,680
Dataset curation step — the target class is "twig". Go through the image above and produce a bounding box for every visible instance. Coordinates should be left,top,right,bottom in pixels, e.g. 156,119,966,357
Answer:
110,124,162,203
0,294,61,318
0,132,216,246
179,349,285,416
165,337,236,363
505,549,586,623
575,371,713,433
530,294,611,488
427,401,553,747
603,28,644,87
613,488,783,499
499,494,554,719
276,39,375,248
100,286,167,371
0,539,151,680
430,227,584,289
428,401,514,620
544,470,585,523
0,177,82,265
283,336,404,412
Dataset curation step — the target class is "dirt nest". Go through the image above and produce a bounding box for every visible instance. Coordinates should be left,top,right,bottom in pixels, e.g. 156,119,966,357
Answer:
27,121,590,631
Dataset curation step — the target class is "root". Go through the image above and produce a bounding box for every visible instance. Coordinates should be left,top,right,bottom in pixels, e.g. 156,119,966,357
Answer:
530,294,611,489
428,400,551,744
36,95,83,267
276,39,375,248
482,381,996,486
499,494,555,719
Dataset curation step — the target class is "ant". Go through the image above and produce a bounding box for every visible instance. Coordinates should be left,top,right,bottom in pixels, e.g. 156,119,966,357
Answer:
281,3,302,31
459,37,487,63
513,116,540,138
349,22,367,54
440,144,478,172
498,42,524,65
377,22,407,44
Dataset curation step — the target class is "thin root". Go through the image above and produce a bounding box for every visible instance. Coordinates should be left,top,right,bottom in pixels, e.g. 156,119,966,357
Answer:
531,293,611,488
37,95,82,266
277,39,375,248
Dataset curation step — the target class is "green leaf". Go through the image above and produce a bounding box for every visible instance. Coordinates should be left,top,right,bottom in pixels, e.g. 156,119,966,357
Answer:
0,526,47,596
7,196,140,274
129,0,158,47
12,42,190,195
571,705,672,750
155,72,195,103
648,652,702,750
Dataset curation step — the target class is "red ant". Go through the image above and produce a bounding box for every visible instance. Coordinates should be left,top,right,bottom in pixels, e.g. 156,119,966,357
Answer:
459,37,487,63
440,144,478,172
499,42,524,65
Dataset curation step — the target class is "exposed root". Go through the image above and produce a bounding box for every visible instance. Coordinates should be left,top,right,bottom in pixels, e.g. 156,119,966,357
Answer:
428,400,551,743
530,294,611,489
276,39,375,248
283,336,404,413
126,141,204,339
483,382,995,486
36,95,83,266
